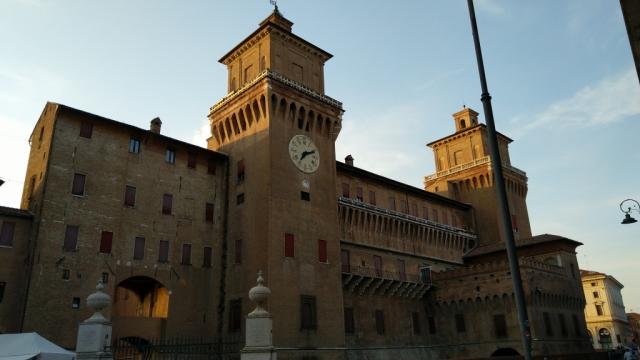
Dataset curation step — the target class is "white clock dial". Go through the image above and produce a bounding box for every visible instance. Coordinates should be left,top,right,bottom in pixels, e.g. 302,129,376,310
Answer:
289,135,320,174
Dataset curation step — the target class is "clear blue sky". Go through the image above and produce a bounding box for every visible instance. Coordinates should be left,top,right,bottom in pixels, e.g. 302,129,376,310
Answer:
1,0,639,311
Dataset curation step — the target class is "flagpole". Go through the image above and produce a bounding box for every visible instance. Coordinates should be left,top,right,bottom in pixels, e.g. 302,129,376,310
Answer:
465,1,533,359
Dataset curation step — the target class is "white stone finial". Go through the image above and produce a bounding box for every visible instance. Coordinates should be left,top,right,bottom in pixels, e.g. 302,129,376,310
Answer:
248,270,271,318
85,279,112,323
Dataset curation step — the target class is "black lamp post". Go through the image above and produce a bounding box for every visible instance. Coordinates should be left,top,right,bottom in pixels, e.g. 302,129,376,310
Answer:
620,199,639,224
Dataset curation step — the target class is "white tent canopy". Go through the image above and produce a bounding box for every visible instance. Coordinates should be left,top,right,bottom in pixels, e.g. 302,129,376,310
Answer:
0,332,75,360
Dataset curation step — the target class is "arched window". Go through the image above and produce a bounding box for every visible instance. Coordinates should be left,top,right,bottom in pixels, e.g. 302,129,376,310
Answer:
460,119,466,129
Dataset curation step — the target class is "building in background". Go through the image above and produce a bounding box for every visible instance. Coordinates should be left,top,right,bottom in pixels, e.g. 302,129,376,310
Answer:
627,312,640,345
581,270,631,349
621,0,640,84
0,8,594,359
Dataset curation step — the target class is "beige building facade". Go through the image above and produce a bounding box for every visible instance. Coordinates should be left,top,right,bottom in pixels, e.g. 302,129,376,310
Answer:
0,8,595,359
581,270,631,349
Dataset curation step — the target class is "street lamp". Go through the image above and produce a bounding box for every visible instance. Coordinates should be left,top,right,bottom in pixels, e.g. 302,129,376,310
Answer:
620,199,639,224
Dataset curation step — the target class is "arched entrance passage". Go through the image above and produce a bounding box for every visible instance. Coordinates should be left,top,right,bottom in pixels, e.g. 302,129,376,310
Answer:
598,328,612,349
112,276,169,340
491,348,520,357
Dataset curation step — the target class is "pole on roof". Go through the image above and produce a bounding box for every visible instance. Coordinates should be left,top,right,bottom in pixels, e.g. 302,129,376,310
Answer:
466,1,533,359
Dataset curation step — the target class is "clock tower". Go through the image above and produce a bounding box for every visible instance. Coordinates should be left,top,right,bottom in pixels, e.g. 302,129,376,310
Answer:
207,8,345,349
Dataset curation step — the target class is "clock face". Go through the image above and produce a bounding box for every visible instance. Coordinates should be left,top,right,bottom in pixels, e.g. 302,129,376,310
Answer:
289,135,320,173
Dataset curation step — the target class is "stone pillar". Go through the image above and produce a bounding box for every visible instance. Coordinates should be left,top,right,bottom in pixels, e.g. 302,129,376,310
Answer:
241,271,277,360
75,280,113,360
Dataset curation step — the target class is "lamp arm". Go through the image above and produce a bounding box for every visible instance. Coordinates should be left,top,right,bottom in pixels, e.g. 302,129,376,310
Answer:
619,199,640,214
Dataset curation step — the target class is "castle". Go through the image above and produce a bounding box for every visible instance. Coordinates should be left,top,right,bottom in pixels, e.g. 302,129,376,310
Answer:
0,8,592,359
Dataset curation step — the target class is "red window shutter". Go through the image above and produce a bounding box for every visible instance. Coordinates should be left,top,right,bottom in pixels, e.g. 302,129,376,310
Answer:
79,121,93,138
181,243,192,265
235,239,242,264
511,214,518,232
0,221,16,247
205,203,214,223
63,225,79,252
162,194,173,215
187,153,197,169
99,231,113,253
341,250,350,273
124,186,136,206
72,173,86,195
318,239,327,263
397,259,406,281
284,233,295,258
158,240,169,262
369,191,376,205
133,237,145,260
342,183,350,198
203,246,212,267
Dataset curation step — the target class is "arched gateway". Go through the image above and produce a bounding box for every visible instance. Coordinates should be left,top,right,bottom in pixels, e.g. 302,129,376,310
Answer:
112,276,170,340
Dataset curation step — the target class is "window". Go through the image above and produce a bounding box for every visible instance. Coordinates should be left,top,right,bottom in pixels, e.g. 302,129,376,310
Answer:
72,297,81,309
71,173,86,196
99,231,113,254
428,316,437,334
62,269,70,280
28,175,36,200
237,160,245,183
543,312,554,336
124,186,136,207
356,187,363,201
244,64,253,83
511,214,518,232
397,259,406,281
165,148,176,164
494,314,507,338
205,203,214,223
284,233,295,258
101,272,109,284
411,203,418,217
420,267,432,285
229,299,242,332
412,312,421,335
187,153,197,169
79,121,93,138
432,209,439,222
158,240,169,263
0,282,5,303
203,246,212,268
591,282,597,287
593,291,599,299
375,309,385,335
400,200,407,213
460,119,466,129
389,196,396,211
133,236,145,260
558,313,568,337
38,127,44,148
235,239,242,264
318,239,327,263
341,183,350,198
63,225,79,252
344,307,355,334
369,191,376,205
300,295,317,330
341,249,350,273
301,191,310,201
453,150,463,165
572,314,582,337
423,207,429,220
128,137,140,153
181,244,192,265
207,158,216,174
236,193,244,205
455,314,466,333
0,221,16,247
596,304,604,316
373,255,383,277
162,194,173,215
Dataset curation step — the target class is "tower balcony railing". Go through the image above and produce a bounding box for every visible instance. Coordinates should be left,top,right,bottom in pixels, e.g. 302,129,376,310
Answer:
424,155,526,182
341,264,431,299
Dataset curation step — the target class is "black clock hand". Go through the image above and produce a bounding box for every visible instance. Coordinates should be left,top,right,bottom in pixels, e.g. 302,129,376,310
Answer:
300,150,316,161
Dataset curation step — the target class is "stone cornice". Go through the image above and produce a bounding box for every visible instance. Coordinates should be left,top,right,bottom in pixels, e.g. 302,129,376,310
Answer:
209,69,343,116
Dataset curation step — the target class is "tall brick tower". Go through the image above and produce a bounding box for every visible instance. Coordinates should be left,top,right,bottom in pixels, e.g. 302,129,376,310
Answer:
424,107,531,247
207,9,346,348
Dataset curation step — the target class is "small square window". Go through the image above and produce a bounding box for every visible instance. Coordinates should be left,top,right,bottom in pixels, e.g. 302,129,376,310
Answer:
236,193,245,205
62,269,70,280
72,297,81,309
162,193,173,215
165,148,176,164
79,121,93,138
0,221,16,247
101,272,109,284
203,246,212,268
593,291,599,298
133,237,145,260
181,243,192,265
124,186,136,207
301,191,310,201
129,137,141,154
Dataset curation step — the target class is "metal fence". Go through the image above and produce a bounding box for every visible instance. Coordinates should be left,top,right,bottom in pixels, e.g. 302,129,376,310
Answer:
112,336,241,360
